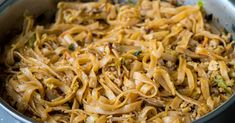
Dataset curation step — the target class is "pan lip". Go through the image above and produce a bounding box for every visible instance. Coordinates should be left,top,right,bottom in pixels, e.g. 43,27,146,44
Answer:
0,0,33,122
0,0,15,13
0,94,235,123
0,98,35,123
193,94,235,123
0,0,235,123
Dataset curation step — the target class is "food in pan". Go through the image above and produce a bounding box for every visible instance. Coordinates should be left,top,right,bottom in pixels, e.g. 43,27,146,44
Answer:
2,0,235,122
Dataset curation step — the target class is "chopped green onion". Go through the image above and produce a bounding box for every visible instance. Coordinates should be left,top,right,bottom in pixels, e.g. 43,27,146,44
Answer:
214,75,232,94
29,34,36,48
215,75,226,88
133,50,142,56
68,43,75,51
197,0,204,9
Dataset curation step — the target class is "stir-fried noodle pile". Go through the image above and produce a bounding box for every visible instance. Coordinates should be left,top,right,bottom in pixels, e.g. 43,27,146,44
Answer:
3,0,235,122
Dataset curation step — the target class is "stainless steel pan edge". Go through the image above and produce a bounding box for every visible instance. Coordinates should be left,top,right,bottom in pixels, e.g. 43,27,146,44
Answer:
0,98,34,123
0,0,234,123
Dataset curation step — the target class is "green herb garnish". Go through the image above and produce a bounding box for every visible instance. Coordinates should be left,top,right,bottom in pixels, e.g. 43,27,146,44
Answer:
197,0,204,9
215,75,227,89
133,50,142,56
29,34,36,48
68,43,75,51
214,75,232,94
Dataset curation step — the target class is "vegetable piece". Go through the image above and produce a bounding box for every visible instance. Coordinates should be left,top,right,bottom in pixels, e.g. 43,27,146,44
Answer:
214,75,232,94
133,50,142,56
28,34,36,48
68,43,75,51
215,75,226,88
197,0,204,9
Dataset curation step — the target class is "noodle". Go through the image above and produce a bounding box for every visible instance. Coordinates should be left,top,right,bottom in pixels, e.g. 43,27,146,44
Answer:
2,0,235,122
